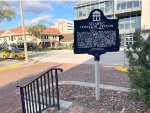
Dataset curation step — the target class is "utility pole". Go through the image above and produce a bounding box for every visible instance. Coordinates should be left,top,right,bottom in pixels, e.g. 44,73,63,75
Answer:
20,0,28,62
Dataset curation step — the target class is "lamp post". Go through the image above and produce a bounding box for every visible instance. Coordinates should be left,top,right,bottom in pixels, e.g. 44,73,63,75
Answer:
20,0,28,62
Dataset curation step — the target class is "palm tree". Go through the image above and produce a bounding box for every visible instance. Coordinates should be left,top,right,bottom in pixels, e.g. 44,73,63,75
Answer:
0,1,15,22
28,26,38,37
36,24,46,48
28,24,46,48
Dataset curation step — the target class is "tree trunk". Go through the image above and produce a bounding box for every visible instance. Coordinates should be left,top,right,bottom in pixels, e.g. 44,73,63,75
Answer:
40,33,42,48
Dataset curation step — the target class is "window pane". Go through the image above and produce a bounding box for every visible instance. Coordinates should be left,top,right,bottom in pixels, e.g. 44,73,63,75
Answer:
94,4,99,9
105,2,109,12
127,1,133,9
131,16,136,28
117,3,120,10
82,7,86,17
86,6,91,16
119,24,124,29
134,1,139,7
91,6,95,11
110,1,114,12
121,2,126,10
136,16,141,29
79,11,82,17
100,3,104,12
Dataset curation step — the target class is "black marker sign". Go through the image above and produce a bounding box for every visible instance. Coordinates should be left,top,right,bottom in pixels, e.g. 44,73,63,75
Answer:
74,9,120,55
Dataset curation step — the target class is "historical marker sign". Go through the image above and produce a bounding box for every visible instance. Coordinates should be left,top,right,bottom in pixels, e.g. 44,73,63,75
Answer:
74,9,120,55
74,9,120,101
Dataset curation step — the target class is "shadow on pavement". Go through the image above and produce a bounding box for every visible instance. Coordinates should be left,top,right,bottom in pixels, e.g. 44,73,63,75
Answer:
0,57,129,113
29,52,49,58
0,63,63,113
0,58,7,61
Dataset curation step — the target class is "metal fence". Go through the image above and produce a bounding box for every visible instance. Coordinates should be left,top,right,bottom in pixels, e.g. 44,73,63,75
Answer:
17,68,63,113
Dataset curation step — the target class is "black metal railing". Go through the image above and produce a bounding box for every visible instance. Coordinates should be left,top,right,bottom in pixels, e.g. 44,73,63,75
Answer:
17,68,63,113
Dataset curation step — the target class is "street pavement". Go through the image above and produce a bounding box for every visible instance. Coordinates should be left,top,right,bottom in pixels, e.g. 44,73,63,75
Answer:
28,50,128,66
0,50,128,67
0,50,129,113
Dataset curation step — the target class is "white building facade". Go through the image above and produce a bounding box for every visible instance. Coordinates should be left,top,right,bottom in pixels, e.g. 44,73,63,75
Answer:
56,19,74,34
75,0,150,49
0,27,61,49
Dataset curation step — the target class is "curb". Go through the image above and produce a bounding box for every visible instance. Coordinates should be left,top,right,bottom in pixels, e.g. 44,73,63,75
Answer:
0,65,19,71
114,65,128,72
58,81,130,92
0,60,40,71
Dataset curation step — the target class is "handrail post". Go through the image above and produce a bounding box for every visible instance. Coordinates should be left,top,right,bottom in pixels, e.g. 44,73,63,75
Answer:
20,87,26,113
55,70,60,110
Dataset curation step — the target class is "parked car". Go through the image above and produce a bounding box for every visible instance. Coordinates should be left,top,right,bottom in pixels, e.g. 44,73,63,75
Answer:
2,49,25,59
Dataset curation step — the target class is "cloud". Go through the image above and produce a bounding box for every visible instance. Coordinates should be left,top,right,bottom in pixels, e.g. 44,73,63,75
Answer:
4,1,75,28
23,1,52,14
25,15,54,26
7,1,52,15
50,1,75,9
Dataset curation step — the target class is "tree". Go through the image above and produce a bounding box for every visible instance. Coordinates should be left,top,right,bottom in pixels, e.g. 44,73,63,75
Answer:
0,1,15,22
28,26,38,37
36,24,46,48
126,31,150,105
28,24,46,48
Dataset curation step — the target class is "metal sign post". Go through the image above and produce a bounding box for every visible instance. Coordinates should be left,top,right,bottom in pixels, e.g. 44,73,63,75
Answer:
94,53,100,100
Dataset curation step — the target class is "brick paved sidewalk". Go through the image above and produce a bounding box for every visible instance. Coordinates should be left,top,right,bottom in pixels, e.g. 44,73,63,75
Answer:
0,62,129,113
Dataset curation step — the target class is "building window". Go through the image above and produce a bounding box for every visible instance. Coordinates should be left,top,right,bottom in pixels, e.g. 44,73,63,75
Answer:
117,2,121,10
119,15,141,30
105,1,113,13
4,38,7,41
11,36,13,41
121,2,126,10
126,37,133,46
78,8,82,18
44,35,48,39
127,1,133,9
13,36,16,40
134,1,140,8
79,11,82,17
99,2,104,12
91,6,95,11
124,18,130,29
131,16,136,28
119,24,124,29
117,1,127,10
82,6,87,17
18,36,22,40
136,16,141,29
86,7,90,17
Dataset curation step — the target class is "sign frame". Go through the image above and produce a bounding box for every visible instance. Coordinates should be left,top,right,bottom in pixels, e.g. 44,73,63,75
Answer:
74,9,120,55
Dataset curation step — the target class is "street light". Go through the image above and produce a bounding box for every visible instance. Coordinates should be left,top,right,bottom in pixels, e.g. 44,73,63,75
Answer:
20,0,28,62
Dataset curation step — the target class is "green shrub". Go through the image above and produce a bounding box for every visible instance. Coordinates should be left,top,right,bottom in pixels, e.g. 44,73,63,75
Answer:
31,47,63,52
126,31,150,105
1,48,9,52
62,43,73,50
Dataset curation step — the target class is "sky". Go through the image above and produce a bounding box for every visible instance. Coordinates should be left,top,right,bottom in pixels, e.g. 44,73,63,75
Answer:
0,0,76,30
